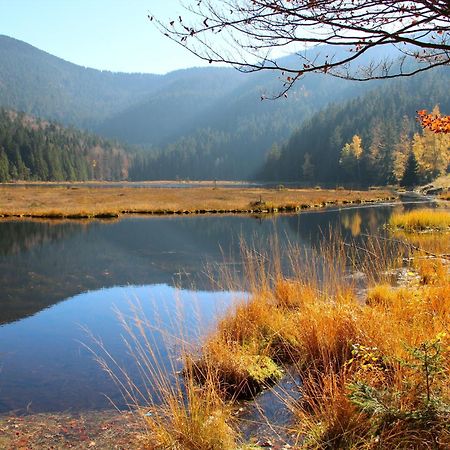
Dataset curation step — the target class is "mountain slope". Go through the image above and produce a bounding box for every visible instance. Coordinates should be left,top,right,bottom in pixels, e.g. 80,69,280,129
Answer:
0,35,169,126
2,35,445,181
257,68,450,184
0,35,244,131
0,108,131,181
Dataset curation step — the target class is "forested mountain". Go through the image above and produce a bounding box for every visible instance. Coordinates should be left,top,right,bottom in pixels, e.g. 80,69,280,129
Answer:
257,69,450,185
99,64,373,179
0,35,243,129
0,109,130,181
0,35,448,183
0,35,375,179
0,35,165,127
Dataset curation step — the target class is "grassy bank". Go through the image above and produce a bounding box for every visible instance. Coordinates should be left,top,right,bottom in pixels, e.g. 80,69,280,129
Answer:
0,184,396,219
389,208,450,232
131,215,449,449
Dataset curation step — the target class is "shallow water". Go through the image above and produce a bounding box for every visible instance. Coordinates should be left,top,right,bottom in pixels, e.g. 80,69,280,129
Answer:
0,201,433,413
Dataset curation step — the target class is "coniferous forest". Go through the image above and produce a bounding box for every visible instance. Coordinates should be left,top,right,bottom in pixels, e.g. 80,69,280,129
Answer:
258,69,450,185
0,109,130,181
0,35,448,185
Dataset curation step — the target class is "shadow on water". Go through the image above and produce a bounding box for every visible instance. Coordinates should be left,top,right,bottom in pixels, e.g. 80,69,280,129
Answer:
0,200,436,413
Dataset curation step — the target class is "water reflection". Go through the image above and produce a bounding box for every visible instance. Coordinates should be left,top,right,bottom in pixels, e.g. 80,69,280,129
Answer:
0,204,425,325
0,201,435,413
0,284,238,413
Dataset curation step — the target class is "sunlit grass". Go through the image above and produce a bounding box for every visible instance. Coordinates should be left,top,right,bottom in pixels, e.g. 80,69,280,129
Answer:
0,185,395,219
198,237,448,447
97,228,449,448
389,208,450,232
211,240,450,448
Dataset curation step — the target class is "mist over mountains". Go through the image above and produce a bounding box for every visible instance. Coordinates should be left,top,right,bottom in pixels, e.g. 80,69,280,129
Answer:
0,34,447,182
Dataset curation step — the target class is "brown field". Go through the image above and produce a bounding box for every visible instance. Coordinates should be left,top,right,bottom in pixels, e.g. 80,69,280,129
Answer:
0,184,396,219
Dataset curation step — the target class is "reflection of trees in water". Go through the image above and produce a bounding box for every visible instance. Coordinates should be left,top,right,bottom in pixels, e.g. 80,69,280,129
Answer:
0,208,403,325
285,206,394,245
341,211,362,237
0,216,299,325
0,221,89,256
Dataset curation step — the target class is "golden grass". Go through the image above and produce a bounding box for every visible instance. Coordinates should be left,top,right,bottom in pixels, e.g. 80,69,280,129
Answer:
211,241,448,448
389,208,450,232
88,301,242,450
140,374,238,450
93,225,448,448
152,233,448,448
0,185,395,219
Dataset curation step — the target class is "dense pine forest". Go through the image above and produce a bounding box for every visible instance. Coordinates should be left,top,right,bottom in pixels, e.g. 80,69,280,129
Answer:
257,69,450,185
0,35,373,180
0,109,130,181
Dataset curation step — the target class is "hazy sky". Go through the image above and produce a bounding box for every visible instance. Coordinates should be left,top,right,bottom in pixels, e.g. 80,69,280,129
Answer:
0,0,211,74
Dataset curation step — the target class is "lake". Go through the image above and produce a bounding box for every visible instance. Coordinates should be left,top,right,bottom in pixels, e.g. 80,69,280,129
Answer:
0,201,430,414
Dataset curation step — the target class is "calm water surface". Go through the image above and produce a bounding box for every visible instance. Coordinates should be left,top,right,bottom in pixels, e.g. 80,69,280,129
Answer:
0,201,431,413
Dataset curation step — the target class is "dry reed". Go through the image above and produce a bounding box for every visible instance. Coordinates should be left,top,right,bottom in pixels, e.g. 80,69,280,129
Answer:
389,208,450,232
94,220,449,448
0,185,395,219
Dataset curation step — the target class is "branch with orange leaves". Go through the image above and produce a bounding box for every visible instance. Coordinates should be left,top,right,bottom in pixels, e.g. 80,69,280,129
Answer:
417,110,450,133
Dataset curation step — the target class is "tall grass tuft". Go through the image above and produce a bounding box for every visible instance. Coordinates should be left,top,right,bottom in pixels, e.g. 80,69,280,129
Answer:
193,230,449,447
95,222,449,448
389,208,450,232
88,295,242,450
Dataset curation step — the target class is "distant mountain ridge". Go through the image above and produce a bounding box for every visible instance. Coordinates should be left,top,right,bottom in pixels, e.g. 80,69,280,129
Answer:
0,35,165,126
0,34,447,181
0,35,244,130
0,35,374,178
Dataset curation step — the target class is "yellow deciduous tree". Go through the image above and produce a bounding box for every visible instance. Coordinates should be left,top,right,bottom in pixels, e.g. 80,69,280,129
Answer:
413,106,450,181
340,135,364,179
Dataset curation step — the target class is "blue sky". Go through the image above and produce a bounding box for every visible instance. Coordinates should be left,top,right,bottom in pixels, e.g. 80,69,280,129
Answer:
0,0,210,74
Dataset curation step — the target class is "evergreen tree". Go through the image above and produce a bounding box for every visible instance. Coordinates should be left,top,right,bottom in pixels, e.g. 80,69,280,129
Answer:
401,151,420,188
0,108,132,181
0,147,9,181
302,152,314,181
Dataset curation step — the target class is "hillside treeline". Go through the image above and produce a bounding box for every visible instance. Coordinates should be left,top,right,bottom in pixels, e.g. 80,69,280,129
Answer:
0,109,130,181
257,70,450,185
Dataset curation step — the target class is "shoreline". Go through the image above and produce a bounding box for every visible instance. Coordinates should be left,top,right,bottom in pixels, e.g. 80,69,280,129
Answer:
0,409,143,449
0,185,398,220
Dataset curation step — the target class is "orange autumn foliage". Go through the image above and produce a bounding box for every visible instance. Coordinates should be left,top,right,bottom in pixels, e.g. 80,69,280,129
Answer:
417,110,450,134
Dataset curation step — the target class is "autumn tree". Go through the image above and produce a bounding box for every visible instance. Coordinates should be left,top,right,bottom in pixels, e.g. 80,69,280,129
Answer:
392,117,413,182
412,107,450,180
417,109,450,133
155,1,450,96
365,121,387,183
340,134,364,179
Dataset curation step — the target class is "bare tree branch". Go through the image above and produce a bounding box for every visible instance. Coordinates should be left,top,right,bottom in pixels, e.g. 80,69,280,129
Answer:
150,1,450,98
